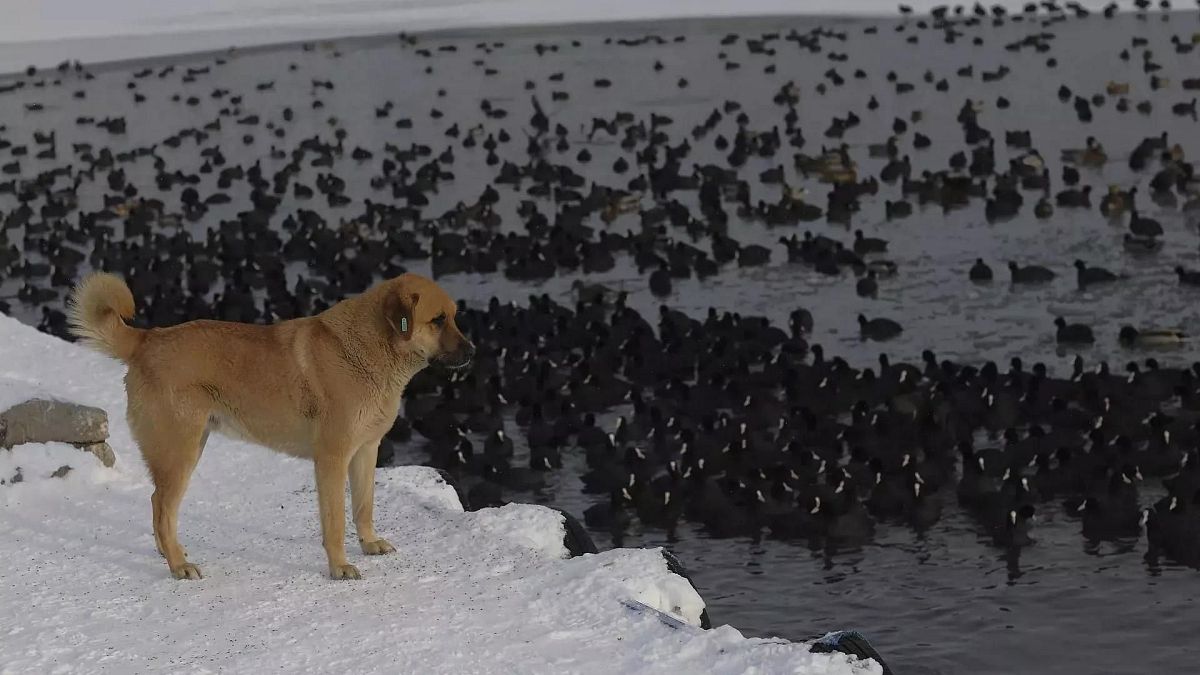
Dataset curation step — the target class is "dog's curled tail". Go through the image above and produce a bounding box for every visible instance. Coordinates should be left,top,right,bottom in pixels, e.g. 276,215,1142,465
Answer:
68,272,144,362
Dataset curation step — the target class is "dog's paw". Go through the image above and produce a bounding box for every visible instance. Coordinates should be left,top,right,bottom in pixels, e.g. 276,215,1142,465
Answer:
171,563,203,580
329,563,362,580
361,538,396,555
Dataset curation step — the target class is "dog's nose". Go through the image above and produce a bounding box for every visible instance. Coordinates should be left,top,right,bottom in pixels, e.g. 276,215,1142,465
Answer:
461,341,476,363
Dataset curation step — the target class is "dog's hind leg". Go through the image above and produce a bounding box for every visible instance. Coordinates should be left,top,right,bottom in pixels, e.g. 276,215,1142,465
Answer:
350,437,395,556
152,426,209,560
132,394,210,580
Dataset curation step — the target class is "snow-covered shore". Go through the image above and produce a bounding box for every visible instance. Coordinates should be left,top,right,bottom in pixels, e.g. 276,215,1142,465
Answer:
0,315,877,673
0,0,1149,75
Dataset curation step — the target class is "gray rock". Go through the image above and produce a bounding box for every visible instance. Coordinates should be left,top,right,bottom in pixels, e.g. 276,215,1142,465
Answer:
50,465,72,479
76,441,116,468
0,399,109,449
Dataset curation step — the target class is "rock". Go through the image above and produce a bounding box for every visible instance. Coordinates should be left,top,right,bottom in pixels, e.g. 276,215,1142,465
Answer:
76,441,116,468
549,507,598,557
660,550,711,629
50,465,72,478
0,399,108,449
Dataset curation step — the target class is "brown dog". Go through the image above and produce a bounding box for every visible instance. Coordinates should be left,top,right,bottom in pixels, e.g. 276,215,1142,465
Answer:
68,272,474,580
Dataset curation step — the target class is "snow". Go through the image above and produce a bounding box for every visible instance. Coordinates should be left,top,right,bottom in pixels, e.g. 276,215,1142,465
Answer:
0,314,878,674
0,0,1150,75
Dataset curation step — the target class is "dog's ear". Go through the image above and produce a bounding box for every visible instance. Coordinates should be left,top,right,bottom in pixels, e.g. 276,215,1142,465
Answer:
385,291,420,340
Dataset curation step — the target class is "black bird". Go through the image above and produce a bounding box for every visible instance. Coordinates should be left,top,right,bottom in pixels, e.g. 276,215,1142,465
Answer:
992,504,1036,547
1055,317,1095,345
969,258,993,282
1008,261,1056,283
853,230,888,255
1129,209,1163,238
649,264,672,296
858,314,903,340
856,270,878,298
1175,266,1200,286
1074,260,1121,288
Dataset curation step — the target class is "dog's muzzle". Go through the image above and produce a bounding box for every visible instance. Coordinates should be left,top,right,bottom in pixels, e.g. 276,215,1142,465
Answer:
435,341,475,370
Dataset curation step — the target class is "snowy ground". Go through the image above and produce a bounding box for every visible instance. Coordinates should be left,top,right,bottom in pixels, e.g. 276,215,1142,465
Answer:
0,315,877,674
0,0,1152,74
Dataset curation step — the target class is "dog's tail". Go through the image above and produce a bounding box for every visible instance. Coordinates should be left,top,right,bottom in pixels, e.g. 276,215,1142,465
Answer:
68,272,145,362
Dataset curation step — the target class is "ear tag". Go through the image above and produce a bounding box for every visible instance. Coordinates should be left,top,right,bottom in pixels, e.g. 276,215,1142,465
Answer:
400,317,408,333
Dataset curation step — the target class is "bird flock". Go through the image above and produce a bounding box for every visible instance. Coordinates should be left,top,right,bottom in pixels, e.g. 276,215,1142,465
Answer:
1,3,1200,568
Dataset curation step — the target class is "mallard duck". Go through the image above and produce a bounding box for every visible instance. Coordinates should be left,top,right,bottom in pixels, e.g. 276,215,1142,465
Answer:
1106,81,1130,96
781,183,807,205
1119,326,1187,347
1100,185,1134,218
1061,136,1107,167
1034,197,1054,219
819,164,857,185
600,192,641,223
867,137,898,159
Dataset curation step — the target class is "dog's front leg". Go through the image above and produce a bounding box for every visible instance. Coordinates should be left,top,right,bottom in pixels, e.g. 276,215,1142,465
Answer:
315,448,359,580
350,438,395,556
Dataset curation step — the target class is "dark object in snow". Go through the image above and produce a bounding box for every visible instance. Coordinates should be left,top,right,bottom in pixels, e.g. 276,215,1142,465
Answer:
433,468,469,510
551,507,598,557
810,630,894,675
660,550,712,629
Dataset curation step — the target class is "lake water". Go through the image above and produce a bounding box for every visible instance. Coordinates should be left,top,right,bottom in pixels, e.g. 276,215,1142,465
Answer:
2,8,1199,673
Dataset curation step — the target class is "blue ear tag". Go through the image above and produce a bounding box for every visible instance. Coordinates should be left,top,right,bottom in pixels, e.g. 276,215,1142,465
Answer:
400,317,408,332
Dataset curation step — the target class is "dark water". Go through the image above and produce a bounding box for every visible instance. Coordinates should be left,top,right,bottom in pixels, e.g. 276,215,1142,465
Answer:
3,10,1200,674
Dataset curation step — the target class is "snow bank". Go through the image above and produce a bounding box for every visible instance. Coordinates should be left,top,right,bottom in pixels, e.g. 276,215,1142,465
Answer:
0,0,1150,75
0,315,876,674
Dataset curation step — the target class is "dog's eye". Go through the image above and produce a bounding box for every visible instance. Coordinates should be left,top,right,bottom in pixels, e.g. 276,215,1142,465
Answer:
431,314,447,328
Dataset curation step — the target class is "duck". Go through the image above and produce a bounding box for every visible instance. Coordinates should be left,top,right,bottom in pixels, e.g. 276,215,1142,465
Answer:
1074,473,1142,540
1175,266,1200,286
1055,185,1092,208
904,476,943,529
1074,260,1122,288
583,488,635,531
815,490,876,543
483,429,514,458
1146,490,1200,565
858,314,903,341
1099,185,1133,218
1060,136,1106,167
852,230,888,255
1054,317,1095,345
1119,326,1186,348
1128,208,1163,238
1033,197,1053,219
737,243,771,267
649,263,672,297
991,504,1036,547
856,270,878,298
969,258,993,282
1008,261,1056,283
